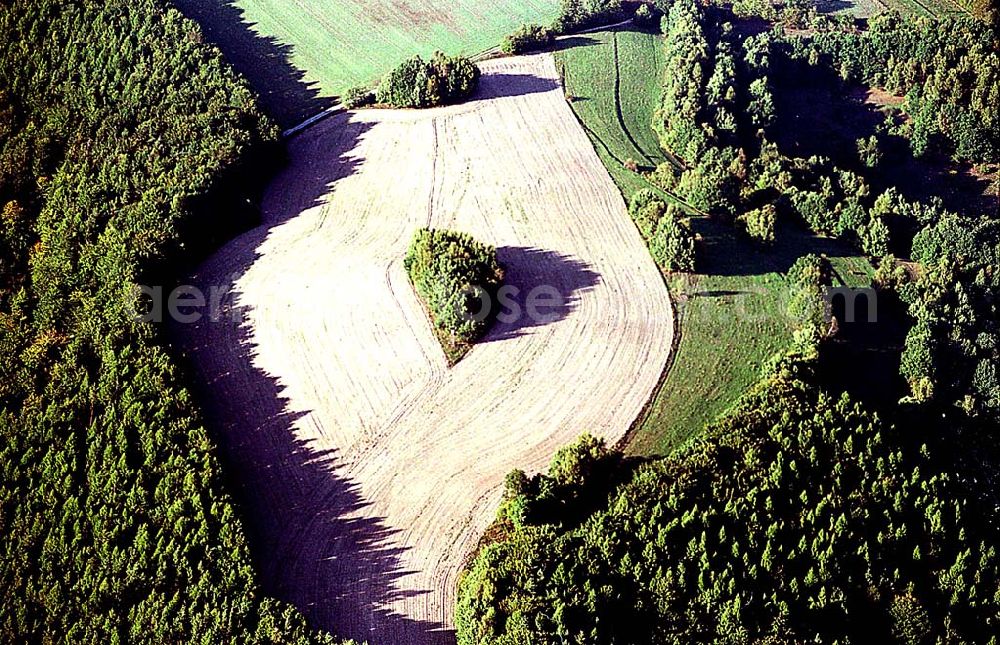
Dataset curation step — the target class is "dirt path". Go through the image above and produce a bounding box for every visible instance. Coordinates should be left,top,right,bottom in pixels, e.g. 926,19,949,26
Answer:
177,53,673,644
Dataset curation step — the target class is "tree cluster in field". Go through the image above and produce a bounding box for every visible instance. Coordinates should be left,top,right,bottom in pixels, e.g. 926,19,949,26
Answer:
457,362,1000,643
628,189,696,272
502,23,556,54
374,51,479,108
404,228,504,352
0,1,354,642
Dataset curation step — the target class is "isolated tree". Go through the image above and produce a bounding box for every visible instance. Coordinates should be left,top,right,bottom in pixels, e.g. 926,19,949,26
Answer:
861,214,891,257
748,77,776,132
649,204,697,272
856,135,883,169
738,203,776,245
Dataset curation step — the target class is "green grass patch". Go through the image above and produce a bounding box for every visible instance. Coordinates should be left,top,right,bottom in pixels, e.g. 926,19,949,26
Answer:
177,0,560,125
629,220,877,456
556,29,668,177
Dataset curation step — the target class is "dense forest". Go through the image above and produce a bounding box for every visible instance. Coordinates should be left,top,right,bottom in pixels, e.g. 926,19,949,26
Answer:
0,0,348,641
457,362,1000,643
457,2,1000,642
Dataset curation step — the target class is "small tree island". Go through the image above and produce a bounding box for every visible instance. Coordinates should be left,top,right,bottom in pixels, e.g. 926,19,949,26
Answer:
404,228,504,364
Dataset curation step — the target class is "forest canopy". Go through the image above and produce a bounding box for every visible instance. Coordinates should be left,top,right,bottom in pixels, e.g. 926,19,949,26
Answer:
457,363,1000,643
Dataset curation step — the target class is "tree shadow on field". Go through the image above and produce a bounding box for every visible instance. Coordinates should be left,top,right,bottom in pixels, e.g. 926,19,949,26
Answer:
172,115,455,644
549,34,602,52
483,246,601,342
474,73,560,100
172,0,335,128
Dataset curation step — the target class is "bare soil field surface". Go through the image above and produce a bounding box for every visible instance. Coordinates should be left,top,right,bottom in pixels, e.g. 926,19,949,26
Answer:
176,53,673,644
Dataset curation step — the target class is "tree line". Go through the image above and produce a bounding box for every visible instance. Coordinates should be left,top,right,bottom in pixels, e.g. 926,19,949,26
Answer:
0,0,354,642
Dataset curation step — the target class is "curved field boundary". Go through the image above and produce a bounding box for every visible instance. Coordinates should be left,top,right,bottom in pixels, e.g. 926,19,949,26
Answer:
178,53,673,644
280,20,641,140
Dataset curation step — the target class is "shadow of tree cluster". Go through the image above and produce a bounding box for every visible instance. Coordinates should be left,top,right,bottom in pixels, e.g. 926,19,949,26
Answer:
691,215,853,277
473,72,560,100
484,246,601,343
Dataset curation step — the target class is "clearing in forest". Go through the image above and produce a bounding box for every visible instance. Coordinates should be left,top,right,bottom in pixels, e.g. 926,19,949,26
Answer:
556,27,674,197
176,54,673,644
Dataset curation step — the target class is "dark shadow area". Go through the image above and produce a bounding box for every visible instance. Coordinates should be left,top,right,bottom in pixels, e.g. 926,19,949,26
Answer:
820,287,909,411
474,73,561,100
691,215,856,277
812,0,857,13
880,149,999,218
772,72,884,164
170,114,454,644
172,0,335,128
549,34,602,52
731,14,776,37
483,246,601,343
